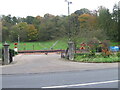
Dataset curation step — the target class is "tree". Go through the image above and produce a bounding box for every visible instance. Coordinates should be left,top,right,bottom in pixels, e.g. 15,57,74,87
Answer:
12,16,18,25
118,2,120,41
38,15,56,41
44,13,55,19
2,15,13,42
68,14,80,44
11,22,28,42
74,8,90,15
24,16,35,24
97,6,118,41
1,4,119,43
78,14,97,30
112,4,120,41
77,12,108,41
27,24,38,41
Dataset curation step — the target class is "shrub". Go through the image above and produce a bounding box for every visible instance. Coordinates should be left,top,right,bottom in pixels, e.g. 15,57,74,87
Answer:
9,49,18,57
116,52,120,57
75,54,119,63
101,49,111,58
9,49,18,63
89,50,95,57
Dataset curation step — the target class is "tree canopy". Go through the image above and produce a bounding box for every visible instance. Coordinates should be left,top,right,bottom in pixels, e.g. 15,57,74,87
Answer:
1,4,119,43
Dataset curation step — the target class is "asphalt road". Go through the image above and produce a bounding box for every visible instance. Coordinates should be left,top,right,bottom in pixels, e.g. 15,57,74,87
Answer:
2,54,119,88
2,54,118,74
2,68,118,88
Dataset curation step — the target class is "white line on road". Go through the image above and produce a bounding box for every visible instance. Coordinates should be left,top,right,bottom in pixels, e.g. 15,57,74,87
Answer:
42,80,119,88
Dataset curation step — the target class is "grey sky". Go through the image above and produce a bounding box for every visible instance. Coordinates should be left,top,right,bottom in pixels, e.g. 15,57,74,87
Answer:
0,0,119,17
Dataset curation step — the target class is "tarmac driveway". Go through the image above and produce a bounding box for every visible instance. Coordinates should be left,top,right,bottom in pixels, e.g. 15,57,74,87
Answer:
2,53,118,75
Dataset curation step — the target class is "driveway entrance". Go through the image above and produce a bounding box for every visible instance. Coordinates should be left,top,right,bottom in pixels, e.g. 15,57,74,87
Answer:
2,53,118,75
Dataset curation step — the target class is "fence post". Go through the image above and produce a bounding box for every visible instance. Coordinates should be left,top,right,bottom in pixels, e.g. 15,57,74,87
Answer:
3,43,10,65
68,41,75,60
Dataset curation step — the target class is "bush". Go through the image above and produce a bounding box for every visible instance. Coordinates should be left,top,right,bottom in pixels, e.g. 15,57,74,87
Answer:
74,53,89,58
89,50,95,57
116,52,120,57
9,49,18,57
101,49,111,58
75,54,119,63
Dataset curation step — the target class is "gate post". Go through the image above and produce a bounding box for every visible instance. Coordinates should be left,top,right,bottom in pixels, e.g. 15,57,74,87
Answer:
3,43,10,65
68,41,75,60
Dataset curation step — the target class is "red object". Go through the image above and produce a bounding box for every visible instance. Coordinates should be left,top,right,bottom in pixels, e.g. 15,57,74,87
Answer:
14,43,18,45
24,43,26,45
80,47,85,50
14,47,17,48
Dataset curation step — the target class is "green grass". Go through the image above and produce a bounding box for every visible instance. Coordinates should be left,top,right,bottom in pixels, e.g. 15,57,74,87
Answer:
75,54,120,63
8,40,68,51
1,39,120,51
110,41,120,46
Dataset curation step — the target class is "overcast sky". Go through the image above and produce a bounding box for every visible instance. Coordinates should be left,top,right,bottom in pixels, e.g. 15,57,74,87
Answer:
0,0,119,17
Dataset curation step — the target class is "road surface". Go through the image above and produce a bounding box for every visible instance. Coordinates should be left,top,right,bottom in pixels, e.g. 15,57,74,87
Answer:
2,68,118,88
2,54,118,74
2,54,119,88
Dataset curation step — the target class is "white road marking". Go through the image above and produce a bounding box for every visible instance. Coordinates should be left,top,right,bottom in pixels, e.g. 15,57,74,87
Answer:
42,80,119,88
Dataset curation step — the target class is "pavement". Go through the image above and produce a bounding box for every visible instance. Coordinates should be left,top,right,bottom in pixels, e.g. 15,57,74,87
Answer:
1,53,118,75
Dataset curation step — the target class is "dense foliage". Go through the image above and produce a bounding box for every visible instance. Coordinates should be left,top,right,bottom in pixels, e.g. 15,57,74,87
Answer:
1,4,120,43
74,49,120,63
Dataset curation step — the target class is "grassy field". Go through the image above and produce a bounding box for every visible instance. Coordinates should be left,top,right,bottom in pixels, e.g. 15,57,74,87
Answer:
0,40,120,51
8,40,68,50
